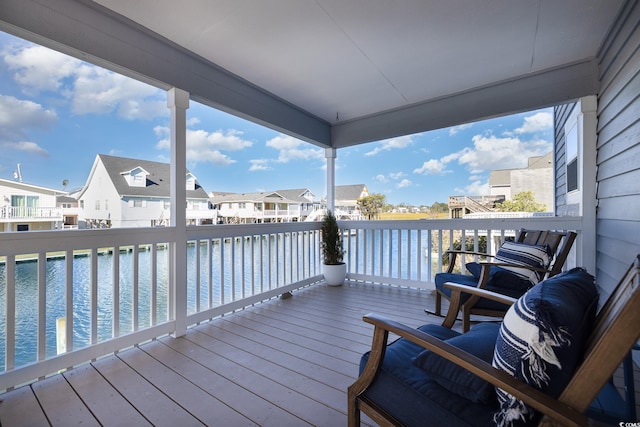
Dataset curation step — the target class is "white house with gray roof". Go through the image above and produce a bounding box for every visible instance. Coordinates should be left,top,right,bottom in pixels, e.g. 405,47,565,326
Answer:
210,188,319,224
77,154,215,228
330,184,368,220
0,178,64,232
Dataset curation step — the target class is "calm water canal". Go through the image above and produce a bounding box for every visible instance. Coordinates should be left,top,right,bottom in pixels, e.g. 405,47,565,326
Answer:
1,230,434,371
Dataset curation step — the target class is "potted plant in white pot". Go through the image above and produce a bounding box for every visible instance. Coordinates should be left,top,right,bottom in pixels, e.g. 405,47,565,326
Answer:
321,210,347,286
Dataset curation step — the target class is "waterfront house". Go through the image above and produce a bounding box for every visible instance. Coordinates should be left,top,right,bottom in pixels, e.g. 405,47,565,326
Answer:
332,184,369,220
77,154,215,228
0,0,639,423
0,178,63,232
56,194,80,229
449,152,554,217
210,188,319,223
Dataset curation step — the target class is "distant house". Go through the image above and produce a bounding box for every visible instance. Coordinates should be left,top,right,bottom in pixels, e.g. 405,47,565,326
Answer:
489,152,553,211
56,194,80,229
77,154,215,228
332,184,368,220
210,188,319,224
0,178,63,232
449,152,553,218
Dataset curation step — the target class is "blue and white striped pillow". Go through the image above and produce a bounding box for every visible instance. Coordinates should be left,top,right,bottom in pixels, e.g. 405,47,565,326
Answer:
491,268,599,427
494,241,551,285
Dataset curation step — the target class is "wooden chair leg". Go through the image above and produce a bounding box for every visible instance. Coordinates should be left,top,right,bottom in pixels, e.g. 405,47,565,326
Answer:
435,291,442,316
347,395,360,427
462,305,471,332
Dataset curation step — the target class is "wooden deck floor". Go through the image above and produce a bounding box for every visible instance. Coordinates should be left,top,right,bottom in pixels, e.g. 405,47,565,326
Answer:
0,281,446,426
0,281,636,426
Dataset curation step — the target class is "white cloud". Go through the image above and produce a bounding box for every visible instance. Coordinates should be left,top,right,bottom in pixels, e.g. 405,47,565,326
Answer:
4,42,167,120
413,158,451,175
364,135,413,156
374,174,388,183
457,133,550,173
0,95,57,141
249,159,272,171
448,123,473,136
72,65,166,119
389,171,406,180
515,111,553,134
397,179,412,188
5,141,49,156
4,44,80,93
455,180,490,196
266,134,324,163
155,126,253,165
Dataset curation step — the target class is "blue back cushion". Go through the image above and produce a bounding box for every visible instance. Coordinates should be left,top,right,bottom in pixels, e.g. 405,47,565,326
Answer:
492,267,599,426
413,322,500,404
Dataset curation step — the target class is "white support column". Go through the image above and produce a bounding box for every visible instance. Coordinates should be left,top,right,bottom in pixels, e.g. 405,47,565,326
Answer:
325,148,336,214
168,87,189,337
579,96,597,276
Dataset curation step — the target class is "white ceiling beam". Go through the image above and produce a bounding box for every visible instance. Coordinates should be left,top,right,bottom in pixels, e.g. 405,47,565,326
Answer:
331,59,600,147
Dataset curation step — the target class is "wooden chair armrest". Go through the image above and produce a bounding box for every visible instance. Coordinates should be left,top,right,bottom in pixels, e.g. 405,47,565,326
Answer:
444,249,493,258
440,282,517,328
355,313,586,427
443,282,518,306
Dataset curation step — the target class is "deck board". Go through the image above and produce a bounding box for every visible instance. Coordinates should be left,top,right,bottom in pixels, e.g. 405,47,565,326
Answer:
63,363,150,427
0,281,635,426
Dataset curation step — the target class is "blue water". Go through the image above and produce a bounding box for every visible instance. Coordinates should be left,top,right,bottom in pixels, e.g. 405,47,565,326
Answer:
0,230,432,371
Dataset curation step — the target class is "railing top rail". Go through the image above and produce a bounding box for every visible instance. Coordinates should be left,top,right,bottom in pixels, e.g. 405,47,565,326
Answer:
338,216,583,231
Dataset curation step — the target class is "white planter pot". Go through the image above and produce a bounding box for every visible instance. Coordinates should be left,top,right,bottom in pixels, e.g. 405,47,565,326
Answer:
323,263,347,286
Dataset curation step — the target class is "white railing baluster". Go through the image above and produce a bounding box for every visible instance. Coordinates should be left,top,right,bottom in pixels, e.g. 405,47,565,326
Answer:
37,252,46,360
5,255,15,371
65,250,73,352
113,248,120,338
90,248,98,344
151,243,157,326
133,245,139,331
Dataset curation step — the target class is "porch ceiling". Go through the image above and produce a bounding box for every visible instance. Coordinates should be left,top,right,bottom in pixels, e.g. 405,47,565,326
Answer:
0,0,625,147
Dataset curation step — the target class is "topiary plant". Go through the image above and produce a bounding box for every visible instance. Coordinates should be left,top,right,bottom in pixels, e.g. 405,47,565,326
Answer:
320,210,344,265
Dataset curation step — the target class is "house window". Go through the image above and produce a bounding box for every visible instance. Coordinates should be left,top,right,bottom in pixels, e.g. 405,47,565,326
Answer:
164,201,170,209
133,200,143,207
105,199,109,210
566,123,578,192
95,200,100,210
11,195,39,208
239,202,246,209
16,224,29,231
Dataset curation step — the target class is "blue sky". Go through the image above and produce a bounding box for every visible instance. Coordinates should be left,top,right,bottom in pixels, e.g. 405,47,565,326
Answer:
0,31,554,206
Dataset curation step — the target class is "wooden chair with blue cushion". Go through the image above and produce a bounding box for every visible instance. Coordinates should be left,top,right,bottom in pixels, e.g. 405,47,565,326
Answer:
433,228,577,332
348,255,640,427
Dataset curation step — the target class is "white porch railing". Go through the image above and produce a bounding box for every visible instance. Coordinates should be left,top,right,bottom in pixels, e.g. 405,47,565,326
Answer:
0,216,583,391
0,206,62,221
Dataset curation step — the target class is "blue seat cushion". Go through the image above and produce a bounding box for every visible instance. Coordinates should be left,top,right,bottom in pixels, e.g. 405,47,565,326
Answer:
435,267,525,312
413,322,500,404
359,323,498,426
492,267,599,426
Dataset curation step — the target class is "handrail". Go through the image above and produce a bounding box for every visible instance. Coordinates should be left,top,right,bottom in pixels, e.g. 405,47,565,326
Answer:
0,216,583,391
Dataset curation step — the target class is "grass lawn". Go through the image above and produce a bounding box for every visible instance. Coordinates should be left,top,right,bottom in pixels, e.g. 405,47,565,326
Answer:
378,212,448,220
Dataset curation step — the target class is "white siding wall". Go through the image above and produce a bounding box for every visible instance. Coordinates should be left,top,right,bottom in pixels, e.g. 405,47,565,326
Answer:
79,160,121,225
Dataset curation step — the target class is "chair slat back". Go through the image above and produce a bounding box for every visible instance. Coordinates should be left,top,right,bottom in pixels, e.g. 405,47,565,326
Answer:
516,229,577,278
557,255,640,413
